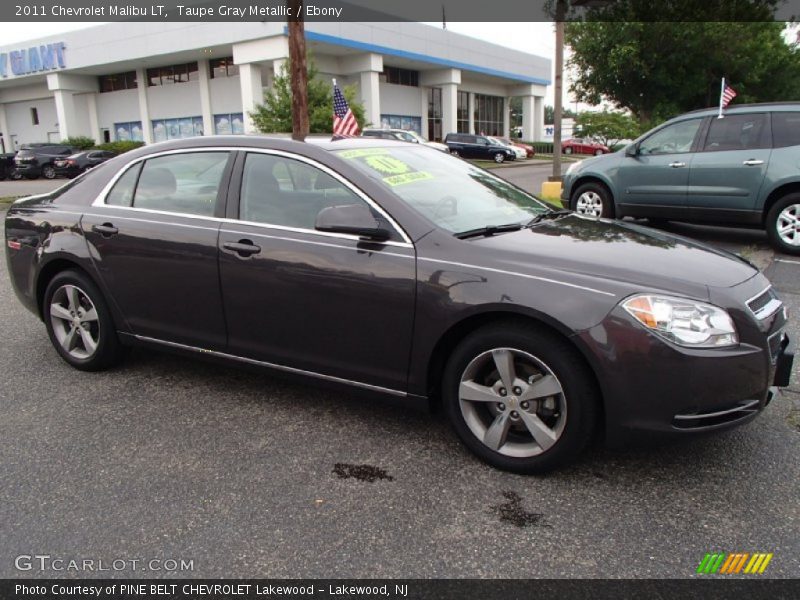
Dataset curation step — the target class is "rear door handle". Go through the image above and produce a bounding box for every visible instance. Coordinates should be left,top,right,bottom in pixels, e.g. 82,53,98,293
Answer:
668,161,686,168
91,223,118,237
743,159,764,166
223,240,261,257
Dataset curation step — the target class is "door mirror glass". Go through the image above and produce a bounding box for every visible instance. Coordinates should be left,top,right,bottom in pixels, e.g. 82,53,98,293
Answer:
625,144,639,157
315,203,391,241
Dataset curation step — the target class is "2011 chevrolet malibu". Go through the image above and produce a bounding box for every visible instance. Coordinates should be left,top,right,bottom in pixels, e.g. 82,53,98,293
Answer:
4,136,795,473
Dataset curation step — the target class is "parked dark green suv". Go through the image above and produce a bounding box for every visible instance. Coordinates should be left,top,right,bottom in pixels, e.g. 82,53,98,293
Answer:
561,103,800,254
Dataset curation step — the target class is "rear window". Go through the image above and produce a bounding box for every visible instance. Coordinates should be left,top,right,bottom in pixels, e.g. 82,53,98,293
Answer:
771,112,800,148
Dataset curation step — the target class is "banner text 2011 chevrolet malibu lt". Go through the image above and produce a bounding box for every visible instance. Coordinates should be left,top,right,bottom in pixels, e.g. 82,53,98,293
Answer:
4,138,795,472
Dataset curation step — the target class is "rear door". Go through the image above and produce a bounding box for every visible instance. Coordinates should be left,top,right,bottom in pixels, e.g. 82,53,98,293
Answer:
615,117,704,216
217,150,416,391
82,150,235,349
686,112,771,220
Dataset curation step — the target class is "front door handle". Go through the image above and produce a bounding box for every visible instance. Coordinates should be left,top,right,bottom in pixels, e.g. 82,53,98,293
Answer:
91,223,118,237
743,159,765,166
668,161,686,168
223,240,261,257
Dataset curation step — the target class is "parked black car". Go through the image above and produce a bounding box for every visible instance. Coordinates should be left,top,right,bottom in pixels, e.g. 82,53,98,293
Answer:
0,153,17,180
54,150,117,178
4,137,794,473
13,143,76,179
444,133,517,163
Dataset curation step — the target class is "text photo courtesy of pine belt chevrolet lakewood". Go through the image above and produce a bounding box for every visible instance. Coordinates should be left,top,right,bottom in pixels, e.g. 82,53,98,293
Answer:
4,137,795,473
562,102,800,255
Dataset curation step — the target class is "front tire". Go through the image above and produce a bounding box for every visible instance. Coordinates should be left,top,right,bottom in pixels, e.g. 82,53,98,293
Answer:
493,152,506,164
443,323,598,473
564,146,573,155
766,194,800,255
594,149,604,156
43,270,126,371
571,182,614,218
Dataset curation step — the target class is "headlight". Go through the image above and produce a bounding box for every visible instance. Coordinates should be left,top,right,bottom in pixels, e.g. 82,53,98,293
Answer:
622,294,738,348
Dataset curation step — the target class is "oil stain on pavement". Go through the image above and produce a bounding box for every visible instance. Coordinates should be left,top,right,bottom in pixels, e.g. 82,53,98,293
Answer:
491,491,548,528
333,463,395,482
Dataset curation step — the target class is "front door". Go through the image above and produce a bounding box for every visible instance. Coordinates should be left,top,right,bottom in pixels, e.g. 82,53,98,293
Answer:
616,117,704,216
82,150,234,349
218,151,416,392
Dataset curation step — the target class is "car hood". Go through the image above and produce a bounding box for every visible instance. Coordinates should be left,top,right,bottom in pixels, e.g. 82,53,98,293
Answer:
468,215,758,298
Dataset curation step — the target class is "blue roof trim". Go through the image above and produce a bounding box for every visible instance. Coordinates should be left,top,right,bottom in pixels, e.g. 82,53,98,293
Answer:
286,28,550,86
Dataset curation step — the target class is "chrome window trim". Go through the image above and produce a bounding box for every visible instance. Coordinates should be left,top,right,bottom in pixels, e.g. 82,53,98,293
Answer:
132,334,407,397
417,256,615,297
91,146,413,248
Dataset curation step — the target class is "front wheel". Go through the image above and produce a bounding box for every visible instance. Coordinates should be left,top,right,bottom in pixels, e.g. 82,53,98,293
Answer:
450,149,460,157
563,146,573,155
443,323,598,473
594,149,604,156
42,165,57,179
43,270,127,371
571,182,614,218
493,152,505,164
766,194,800,255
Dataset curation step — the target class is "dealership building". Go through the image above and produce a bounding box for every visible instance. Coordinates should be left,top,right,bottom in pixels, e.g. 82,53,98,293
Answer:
0,21,550,151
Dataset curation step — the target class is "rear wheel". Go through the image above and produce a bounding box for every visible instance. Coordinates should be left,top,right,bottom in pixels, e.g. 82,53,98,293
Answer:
42,164,57,179
571,182,614,218
443,323,598,473
766,194,800,255
450,149,460,157
43,270,126,371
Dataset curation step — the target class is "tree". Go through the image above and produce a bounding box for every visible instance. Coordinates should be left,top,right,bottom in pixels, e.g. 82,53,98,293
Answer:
287,0,309,141
565,2,800,125
250,59,366,134
544,105,578,124
574,110,642,148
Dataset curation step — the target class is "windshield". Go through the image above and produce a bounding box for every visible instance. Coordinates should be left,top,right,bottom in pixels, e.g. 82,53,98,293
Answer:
405,131,430,143
334,146,549,234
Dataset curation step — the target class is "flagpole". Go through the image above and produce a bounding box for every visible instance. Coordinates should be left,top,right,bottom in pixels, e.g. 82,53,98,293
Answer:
718,77,725,119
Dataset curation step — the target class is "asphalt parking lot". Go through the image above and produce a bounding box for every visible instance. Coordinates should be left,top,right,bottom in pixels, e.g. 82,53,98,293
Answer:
0,169,798,579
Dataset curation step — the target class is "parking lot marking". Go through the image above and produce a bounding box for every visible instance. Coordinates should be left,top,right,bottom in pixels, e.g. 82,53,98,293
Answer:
775,258,800,265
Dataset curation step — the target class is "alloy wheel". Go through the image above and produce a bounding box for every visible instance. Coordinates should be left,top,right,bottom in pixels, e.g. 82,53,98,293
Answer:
494,153,505,163
575,191,604,217
458,348,567,458
776,203,800,247
43,165,56,179
49,284,100,360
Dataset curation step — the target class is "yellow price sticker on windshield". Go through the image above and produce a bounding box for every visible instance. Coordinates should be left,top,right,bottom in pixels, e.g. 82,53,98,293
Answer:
339,148,390,159
383,171,434,187
365,155,410,175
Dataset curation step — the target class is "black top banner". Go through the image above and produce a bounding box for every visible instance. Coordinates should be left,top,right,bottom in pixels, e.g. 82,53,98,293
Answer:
2,579,800,600
2,0,800,22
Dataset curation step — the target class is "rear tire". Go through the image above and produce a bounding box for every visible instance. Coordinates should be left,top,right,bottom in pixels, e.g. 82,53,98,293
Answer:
42,165,57,179
43,270,126,371
766,194,800,255
443,322,598,473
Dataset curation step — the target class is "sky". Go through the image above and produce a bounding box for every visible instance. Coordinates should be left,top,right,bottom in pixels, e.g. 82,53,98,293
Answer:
0,21,579,107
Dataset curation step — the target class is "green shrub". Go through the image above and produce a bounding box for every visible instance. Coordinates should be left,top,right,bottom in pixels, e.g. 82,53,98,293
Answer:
97,140,145,154
60,136,96,150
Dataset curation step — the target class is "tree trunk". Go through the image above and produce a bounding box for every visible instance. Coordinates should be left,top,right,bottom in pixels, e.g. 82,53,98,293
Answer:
551,0,567,181
287,1,309,141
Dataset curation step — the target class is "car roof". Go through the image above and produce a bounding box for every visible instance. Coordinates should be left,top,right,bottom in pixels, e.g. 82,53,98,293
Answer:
678,102,800,119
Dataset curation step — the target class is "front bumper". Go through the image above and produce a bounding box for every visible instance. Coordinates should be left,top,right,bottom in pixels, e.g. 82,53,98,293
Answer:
579,306,793,445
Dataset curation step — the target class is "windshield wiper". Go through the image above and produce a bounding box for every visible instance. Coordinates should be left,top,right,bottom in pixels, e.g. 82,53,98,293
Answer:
455,223,524,240
526,209,572,226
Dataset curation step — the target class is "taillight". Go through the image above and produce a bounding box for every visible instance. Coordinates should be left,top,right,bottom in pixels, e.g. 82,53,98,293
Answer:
7,240,21,250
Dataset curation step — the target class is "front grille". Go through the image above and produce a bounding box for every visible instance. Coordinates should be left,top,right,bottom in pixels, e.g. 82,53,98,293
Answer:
747,287,782,320
672,399,760,430
768,330,785,363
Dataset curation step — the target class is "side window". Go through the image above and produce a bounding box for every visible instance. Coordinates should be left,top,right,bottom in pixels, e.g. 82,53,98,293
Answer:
240,153,369,230
106,163,142,207
132,152,229,216
703,113,769,151
770,112,800,148
639,119,702,155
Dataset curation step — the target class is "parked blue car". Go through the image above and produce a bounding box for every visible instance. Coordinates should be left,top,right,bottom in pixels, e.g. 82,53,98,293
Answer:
561,103,800,254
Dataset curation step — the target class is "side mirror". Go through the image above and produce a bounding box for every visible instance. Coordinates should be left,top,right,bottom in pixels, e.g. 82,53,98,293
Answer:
315,203,391,241
625,144,639,157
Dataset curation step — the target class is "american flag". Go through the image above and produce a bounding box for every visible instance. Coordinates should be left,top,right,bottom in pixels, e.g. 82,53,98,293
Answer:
333,80,359,138
721,83,737,108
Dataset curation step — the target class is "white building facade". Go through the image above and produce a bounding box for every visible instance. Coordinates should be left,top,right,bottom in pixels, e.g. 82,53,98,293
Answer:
0,21,550,151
